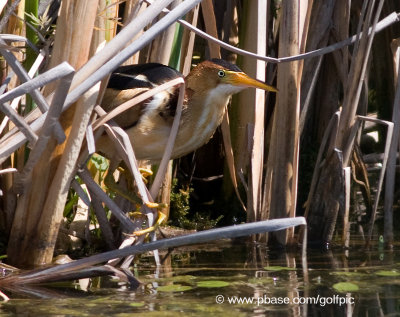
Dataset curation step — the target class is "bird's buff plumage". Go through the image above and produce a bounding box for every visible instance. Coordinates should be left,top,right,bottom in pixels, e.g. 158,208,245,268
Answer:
96,59,277,162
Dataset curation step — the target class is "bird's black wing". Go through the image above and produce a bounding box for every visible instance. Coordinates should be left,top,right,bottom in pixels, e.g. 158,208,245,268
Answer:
102,63,183,130
108,63,183,90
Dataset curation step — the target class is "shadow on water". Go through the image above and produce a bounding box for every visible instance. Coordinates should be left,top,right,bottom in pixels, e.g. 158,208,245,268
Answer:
1,239,400,316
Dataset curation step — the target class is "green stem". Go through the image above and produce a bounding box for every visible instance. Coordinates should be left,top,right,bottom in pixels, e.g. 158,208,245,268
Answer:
24,0,39,114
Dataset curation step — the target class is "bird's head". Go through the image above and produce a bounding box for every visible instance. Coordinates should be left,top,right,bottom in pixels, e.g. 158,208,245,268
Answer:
186,58,278,97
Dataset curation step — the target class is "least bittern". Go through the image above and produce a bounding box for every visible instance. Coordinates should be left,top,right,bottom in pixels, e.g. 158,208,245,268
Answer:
96,59,277,234
97,59,277,161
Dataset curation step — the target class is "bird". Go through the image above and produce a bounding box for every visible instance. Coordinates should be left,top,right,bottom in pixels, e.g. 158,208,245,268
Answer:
94,59,278,235
96,58,278,162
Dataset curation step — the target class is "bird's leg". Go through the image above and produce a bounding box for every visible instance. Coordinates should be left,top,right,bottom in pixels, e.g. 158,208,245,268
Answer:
103,161,167,235
104,167,167,209
104,168,141,205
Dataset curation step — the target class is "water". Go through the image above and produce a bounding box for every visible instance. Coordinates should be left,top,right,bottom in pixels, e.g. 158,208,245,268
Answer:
1,240,400,316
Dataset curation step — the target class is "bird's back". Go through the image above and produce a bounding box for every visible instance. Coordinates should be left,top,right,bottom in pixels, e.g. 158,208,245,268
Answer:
101,63,183,130
98,63,184,161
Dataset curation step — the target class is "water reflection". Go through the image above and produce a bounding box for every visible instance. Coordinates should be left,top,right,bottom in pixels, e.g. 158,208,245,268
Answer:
1,240,400,316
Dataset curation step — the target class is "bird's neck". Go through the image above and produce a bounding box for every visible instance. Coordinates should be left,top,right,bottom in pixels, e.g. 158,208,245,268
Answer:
183,80,244,129
172,86,232,158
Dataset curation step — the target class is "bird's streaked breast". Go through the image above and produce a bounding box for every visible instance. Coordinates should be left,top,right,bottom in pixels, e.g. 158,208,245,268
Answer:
172,84,243,158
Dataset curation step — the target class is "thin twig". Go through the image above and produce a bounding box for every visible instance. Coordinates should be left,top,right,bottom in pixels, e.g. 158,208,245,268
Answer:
0,40,48,113
0,168,18,175
300,55,323,135
86,186,116,250
65,0,203,111
145,0,400,64
149,81,185,198
0,34,39,53
71,0,177,88
71,179,91,207
0,50,47,139
0,103,38,145
92,77,184,131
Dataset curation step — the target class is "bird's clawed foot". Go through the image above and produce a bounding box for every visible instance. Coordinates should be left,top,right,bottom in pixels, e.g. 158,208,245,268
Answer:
126,211,167,237
104,167,168,237
138,167,153,183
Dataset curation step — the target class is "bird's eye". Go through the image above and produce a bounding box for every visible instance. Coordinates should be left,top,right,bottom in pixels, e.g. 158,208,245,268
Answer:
217,70,225,78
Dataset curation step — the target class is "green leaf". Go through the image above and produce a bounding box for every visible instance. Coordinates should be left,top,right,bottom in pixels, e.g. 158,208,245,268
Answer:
129,302,145,307
90,154,109,171
375,270,400,277
196,280,230,288
248,277,274,285
263,266,296,271
157,275,197,283
157,284,193,292
333,282,359,292
330,271,365,277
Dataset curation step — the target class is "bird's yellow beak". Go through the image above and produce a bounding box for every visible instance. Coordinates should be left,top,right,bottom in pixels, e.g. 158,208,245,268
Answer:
226,71,278,92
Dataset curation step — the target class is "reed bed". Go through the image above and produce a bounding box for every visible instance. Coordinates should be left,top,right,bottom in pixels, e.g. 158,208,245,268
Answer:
0,0,398,281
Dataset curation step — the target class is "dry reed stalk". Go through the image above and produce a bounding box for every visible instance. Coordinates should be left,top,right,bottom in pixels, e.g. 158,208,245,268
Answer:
149,80,186,198
361,116,393,247
7,0,100,267
78,167,137,232
180,3,198,75
149,0,181,64
152,3,198,221
336,0,384,163
121,0,147,65
342,166,351,247
332,0,350,88
0,0,202,164
265,0,300,245
0,1,9,17
383,39,400,248
205,1,245,211
142,2,400,65
143,1,182,224
1,217,306,285
200,0,220,58
201,0,247,210
1,7,397,166
5,0,203,267
0,50,45,136
90,0,109,57
235,1,267,223
35,82,101,264
288,0,309,243
305,0,385,245
0,0,200,261
13,65,75,192
336,1,384,246
71,0,175,89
